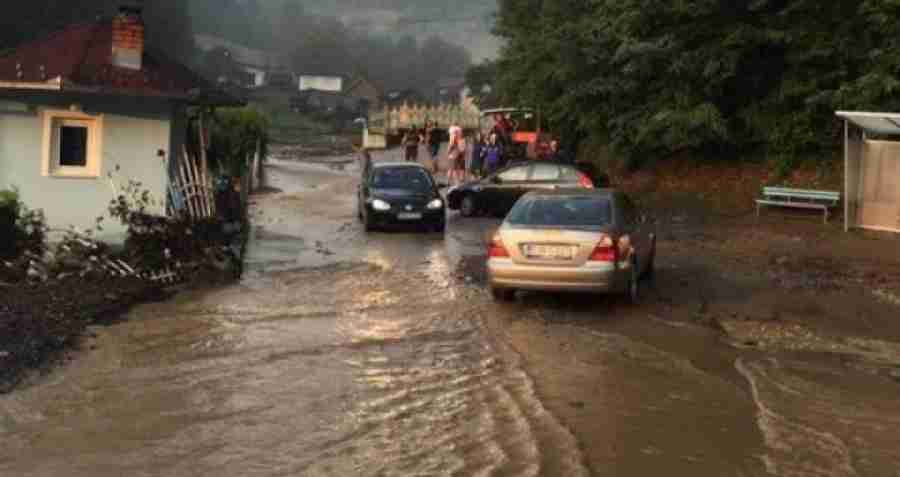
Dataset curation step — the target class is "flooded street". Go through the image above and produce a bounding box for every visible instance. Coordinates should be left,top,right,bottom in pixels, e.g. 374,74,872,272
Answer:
2,154,900,476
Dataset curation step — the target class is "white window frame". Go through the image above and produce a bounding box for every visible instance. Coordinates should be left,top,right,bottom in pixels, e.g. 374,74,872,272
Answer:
41,109,104,179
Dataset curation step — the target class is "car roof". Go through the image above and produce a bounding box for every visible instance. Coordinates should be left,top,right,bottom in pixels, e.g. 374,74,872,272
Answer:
372,161,430,170
521,188,618,198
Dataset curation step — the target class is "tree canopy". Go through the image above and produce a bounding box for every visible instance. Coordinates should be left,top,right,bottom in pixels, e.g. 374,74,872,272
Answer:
488,0,900,167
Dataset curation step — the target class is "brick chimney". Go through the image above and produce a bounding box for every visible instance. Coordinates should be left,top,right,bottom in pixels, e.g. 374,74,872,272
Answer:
111,4,145,70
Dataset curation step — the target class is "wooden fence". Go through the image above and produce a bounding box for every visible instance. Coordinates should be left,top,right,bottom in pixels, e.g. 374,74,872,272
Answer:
167,150,216,220
368,103,482,134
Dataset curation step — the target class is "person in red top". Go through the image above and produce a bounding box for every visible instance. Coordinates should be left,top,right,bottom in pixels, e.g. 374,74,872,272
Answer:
492,113,513,145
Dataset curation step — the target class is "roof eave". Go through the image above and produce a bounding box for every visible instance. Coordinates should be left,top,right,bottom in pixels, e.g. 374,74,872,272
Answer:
0,80,244,107
0,77,63,91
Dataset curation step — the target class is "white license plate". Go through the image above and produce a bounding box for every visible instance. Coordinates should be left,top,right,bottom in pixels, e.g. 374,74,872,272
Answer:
523,244,575,260
397,212,423,220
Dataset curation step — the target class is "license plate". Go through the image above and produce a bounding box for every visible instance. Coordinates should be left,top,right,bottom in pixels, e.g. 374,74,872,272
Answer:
397,212,423,220
523,244,575,260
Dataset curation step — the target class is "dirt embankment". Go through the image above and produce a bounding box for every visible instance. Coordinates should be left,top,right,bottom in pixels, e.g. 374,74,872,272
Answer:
0,278,164,392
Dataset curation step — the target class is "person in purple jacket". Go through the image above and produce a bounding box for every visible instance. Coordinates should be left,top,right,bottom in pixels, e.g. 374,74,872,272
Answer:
482,132,504,175
469,131,485,179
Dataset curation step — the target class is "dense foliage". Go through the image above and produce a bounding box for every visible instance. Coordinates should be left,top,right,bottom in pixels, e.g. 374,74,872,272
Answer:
488,0,900,168
0,189,46,262
208,107,271,179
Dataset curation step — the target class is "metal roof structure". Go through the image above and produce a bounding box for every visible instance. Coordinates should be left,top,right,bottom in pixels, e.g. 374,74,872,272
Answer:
836,111,900,135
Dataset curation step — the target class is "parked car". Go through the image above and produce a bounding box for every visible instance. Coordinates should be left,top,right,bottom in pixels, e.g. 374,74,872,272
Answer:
447,162,595,217
358,162,446,233
487,189,655,303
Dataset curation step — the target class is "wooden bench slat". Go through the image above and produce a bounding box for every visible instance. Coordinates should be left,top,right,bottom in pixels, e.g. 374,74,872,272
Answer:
764,187,840,194
756,200,828,210
763,190,840,196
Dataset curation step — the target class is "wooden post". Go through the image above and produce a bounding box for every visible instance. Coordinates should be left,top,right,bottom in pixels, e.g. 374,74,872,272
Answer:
253,137,262,193
197,112,215,218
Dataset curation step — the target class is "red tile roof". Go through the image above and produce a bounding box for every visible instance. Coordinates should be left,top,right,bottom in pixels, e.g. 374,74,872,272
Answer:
0,20,215,101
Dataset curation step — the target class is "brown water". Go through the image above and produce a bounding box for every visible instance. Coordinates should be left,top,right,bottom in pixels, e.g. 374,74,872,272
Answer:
2,156,899,476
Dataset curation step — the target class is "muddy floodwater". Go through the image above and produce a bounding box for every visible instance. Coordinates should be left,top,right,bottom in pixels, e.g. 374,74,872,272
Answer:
2,155,899,476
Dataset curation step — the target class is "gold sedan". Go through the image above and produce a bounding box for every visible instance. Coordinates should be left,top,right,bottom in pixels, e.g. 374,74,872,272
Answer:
487,190,656,303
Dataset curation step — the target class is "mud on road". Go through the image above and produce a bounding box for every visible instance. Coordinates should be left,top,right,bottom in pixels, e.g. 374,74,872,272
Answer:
2,152,900,477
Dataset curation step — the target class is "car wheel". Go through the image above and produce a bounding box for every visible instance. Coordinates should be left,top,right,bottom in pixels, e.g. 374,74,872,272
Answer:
460,195,477,217
491,287,515,302
433,222,446,234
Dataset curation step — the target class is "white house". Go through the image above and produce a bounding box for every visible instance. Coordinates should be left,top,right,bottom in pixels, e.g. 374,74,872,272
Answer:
0,6,238,242
298,75,343,93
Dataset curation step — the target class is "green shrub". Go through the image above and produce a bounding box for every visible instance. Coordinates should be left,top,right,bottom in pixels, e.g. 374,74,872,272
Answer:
0,188,46,261
208,107,270,179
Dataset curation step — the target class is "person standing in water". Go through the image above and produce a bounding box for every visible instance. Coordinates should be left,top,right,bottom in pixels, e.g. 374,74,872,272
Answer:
447,125,467,186
483,132,504,175
425,120,442,173
402,126,422,162
469,131,486,180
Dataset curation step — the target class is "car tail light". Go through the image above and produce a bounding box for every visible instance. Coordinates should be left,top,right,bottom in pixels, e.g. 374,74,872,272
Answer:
578,173,594,189
488,234,510,258
589,235,617,262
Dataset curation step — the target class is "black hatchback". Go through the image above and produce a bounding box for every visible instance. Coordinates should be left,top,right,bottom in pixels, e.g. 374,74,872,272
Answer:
358,162,446,233
446,161,595,217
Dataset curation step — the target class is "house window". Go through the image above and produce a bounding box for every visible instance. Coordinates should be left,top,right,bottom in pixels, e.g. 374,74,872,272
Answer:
41,109,103,178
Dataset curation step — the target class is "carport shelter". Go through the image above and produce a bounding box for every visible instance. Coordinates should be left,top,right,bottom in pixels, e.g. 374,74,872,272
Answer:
836,111,900,233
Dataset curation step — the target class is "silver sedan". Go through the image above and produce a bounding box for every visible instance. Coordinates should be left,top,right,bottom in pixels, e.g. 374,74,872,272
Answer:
487,189,656,303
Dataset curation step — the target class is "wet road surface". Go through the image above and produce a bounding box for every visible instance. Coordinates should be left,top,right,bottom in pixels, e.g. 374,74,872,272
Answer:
2,154,899,476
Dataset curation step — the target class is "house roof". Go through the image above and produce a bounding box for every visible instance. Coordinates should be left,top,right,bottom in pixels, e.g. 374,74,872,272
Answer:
347,76,382,93
0,21,240,104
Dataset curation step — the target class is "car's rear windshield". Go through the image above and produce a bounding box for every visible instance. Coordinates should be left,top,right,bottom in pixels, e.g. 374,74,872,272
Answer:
372,167,433,191
506,196,612,228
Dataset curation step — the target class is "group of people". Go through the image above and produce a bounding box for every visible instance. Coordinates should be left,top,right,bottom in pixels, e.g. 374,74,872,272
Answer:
401,120,442,165
397,118,572,186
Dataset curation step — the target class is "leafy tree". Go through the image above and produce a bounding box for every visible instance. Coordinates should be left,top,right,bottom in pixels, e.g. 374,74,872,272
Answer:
489,0,900,168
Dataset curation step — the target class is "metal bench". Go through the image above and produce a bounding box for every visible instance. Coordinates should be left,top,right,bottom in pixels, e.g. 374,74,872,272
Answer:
756,187,840,224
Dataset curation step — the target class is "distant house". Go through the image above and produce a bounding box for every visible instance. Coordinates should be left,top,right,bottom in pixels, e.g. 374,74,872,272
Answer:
298,75,343,93
194,34,291,89
0,6,238,241
345,76,382,111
